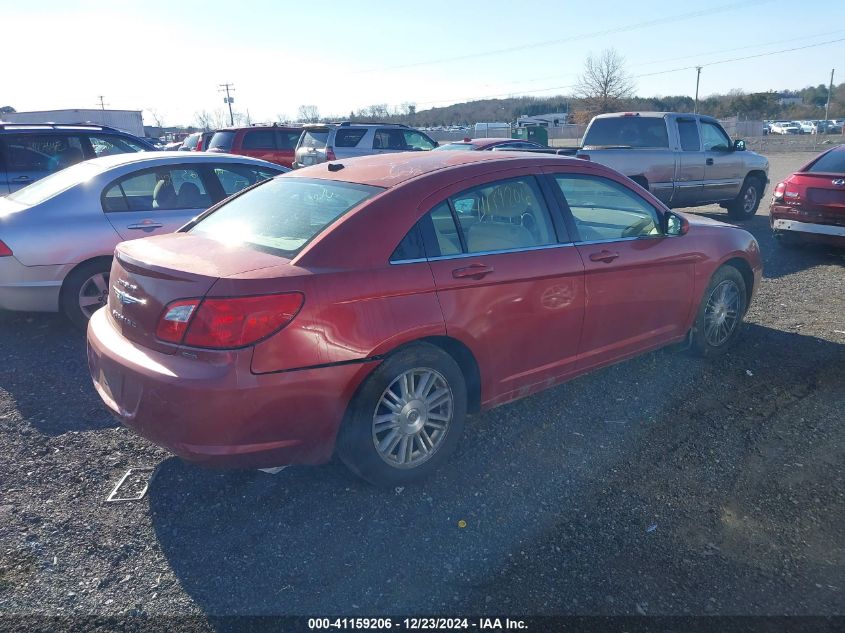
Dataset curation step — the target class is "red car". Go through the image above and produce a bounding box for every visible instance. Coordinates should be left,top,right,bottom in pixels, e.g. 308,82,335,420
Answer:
207,125,303,168
87,152,761,485
434,137,546,151
770,145,845,248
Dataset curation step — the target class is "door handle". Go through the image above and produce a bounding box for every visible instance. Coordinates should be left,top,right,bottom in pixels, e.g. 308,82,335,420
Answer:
589,250,619,263
452,263,494,279
127,222,163,230
11,176,32,182
706,158,714,165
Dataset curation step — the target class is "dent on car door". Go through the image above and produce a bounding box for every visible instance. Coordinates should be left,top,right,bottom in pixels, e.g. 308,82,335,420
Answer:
419,173,586,406
551,172,695,371
101,166,214,240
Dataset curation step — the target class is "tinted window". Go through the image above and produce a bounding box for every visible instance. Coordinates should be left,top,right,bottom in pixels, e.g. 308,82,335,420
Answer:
451,177,556,253
374,129,406,150
190,178,382,257
300,130,329,149
182,133,200,150
427,202,462,256
402,130,435,150
701,122,731,151
335,129,367,148
677,120,700,151
276,131,301,150
3,134,85,172
212,164,280,196
583,117,670,148
102,167,211,212
208,131,236,151
390,224,426,262
807,149,845,173
88,135,147,156
242,130,275,150
555,175,661,242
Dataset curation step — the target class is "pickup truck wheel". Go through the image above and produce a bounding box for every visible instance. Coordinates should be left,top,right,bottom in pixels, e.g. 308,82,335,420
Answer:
726,177,763,221
688,266,747,358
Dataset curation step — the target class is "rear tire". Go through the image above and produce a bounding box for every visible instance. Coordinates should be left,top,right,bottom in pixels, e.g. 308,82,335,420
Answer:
61,259,111,330
726,176,763,221
689,266,747,358
336,343,467,487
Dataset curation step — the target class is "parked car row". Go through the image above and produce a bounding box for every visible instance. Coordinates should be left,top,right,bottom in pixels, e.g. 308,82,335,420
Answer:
765,119,844,135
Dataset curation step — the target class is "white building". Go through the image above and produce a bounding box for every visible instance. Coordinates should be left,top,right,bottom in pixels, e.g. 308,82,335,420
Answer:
516,112,572,128
1,109,145,137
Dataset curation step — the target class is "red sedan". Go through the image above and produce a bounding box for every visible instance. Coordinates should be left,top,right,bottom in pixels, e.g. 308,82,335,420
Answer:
770,145,845,248
434,137,546,151
87,151,761,485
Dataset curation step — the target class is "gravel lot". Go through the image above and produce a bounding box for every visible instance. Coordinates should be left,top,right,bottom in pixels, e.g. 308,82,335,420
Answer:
0,152,843,621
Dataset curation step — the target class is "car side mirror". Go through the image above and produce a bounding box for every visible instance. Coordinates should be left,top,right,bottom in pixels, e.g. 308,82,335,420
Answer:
665,211,689,236
733,139,746,151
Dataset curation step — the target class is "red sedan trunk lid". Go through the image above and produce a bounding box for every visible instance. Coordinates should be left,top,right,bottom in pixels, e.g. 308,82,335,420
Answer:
787,172,845,226
108,233,287,353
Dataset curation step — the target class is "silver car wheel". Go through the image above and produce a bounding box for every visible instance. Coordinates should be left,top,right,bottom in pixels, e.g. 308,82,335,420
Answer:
743,185,758,214
78,272,110,319
704,280,741,347
372,368,453,469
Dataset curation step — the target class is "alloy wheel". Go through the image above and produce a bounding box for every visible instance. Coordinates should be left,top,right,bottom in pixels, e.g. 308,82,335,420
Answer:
743,185,758,214
78,272,110,319
704,280,741,347
372,368,453,469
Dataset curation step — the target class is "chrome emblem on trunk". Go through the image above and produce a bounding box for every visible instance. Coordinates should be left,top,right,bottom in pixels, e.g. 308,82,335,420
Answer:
113,288,146,306
833,179,845,186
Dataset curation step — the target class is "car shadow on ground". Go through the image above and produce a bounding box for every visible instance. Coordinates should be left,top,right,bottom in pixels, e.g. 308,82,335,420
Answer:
681,210,845,280
0,311,117,435
148,323,844,617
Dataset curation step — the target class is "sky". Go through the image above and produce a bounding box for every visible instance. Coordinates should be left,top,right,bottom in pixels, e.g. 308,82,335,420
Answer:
3,0,844,127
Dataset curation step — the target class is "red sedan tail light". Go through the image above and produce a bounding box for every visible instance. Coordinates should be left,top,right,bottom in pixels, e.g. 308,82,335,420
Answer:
773,182,786,201
0,240,12,257
156,293,304,349
326,146,337,161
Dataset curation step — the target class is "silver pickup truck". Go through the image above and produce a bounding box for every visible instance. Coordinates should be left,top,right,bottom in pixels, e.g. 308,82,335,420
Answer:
576,112,769,220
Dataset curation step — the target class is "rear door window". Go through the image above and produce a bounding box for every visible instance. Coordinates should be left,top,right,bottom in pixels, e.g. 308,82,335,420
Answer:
242,130,275,150
583,117,669,148
3,134,85,172
212,164,280,196
335,129,367,148
676,119,700,151
374,129,407,150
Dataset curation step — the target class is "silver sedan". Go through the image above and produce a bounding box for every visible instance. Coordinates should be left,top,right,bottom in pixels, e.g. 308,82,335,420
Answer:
0,152,286,327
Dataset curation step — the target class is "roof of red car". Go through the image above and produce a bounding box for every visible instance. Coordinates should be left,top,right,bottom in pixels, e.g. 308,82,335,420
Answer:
287,150,583,188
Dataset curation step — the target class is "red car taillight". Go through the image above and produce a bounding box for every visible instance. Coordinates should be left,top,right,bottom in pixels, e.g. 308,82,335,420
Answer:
0,240,12,257
325,146,337,161
156,293,304,349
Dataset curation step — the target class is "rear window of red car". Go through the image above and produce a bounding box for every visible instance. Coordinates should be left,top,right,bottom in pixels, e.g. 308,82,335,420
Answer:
806,150,845,173
189,177,382,257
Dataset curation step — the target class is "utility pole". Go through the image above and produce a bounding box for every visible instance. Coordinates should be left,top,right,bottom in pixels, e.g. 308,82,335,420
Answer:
219,83,235,126
694,67,702,114
97,95,108,110
823,68,835,134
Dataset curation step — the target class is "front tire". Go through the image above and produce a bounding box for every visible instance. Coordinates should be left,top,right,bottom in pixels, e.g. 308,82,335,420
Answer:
61,259,111,330
689,266,747,358
336,343,467,486
726,176,763,221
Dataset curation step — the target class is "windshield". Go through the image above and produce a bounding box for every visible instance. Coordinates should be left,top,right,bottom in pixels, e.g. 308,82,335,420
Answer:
7,161,105,205
208,131,236,151
299,130,329,149
433,143,474,151
190,177,382,257
807,150,845,173
583,117,670,148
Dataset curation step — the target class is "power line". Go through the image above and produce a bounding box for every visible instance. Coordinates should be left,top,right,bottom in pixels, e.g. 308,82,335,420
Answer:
412,35,845,108
353,0,772,74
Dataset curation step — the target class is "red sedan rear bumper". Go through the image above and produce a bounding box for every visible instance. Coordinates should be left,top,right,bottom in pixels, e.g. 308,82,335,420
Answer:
770,204,845,247
86,308,376,468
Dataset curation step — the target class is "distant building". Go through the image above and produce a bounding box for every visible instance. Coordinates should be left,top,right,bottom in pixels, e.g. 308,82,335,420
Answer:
1,109,144,136
776,95,803,107
516,112,573,128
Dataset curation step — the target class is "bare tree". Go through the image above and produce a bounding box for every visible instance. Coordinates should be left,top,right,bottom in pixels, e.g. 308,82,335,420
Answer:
194,110,213,130
575,49,635,114
145,108,165,128
297,105,320,123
